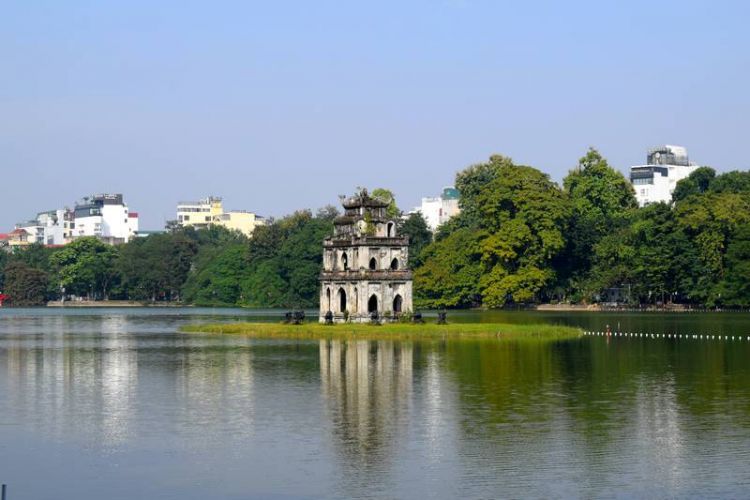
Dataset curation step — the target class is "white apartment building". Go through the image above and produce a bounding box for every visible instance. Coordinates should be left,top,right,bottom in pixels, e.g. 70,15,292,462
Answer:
15,209,74,246
73,194,139,244
630,145,700,206
411,186,461,231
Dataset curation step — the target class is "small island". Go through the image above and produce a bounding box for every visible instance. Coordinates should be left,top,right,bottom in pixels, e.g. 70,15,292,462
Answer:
180,191,582,342
179,321,582,341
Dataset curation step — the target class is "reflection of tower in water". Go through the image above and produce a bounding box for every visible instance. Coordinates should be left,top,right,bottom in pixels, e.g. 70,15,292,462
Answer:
319,340,413,473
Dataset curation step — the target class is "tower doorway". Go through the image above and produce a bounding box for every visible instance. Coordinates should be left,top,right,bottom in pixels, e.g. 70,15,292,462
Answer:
368,294,378,313
393,294,403,313
338,288,347,312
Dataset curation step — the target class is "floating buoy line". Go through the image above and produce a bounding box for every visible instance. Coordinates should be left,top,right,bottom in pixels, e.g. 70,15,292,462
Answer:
583,331,750,341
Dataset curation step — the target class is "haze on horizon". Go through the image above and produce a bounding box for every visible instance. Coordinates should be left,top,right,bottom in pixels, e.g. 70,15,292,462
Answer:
1,0,748,230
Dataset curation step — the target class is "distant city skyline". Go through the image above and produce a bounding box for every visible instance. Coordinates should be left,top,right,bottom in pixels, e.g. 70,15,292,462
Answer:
2,1,749,230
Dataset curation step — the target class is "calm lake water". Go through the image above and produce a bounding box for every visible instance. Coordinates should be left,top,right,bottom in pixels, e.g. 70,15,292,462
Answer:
1,307,750,499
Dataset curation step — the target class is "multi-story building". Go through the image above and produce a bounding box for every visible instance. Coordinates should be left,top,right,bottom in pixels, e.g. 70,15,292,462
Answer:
8,194,139,247
5,228,32,249
15,209,74,246
411,186,460,231
73,194,139,244
213,211,266,236
176,196,224,231
630,145,700,206
175,196,265,237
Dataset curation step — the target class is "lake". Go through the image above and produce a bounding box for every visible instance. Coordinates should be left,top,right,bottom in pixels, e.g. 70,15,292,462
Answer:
1,307,749,498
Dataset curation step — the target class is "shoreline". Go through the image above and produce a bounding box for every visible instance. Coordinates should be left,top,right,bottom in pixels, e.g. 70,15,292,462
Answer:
46,300,187,308
40,301,746,313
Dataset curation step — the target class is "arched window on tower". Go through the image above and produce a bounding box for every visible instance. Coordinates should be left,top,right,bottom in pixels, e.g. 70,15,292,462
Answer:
369,257,377,270
390,258,398,270
387,222,394,237
342,252,348,271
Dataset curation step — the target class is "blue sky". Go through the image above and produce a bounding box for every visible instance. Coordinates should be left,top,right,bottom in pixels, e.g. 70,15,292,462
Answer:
1,1,748,230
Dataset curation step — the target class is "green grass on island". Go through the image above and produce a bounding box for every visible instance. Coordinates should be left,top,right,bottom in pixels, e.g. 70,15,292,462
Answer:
179,321,582,341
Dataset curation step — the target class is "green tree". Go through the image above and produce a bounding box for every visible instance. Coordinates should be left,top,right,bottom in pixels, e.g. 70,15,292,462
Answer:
118,232,198,301
398,212,432,267
417,156,569,307
709,170,750,194
672,166,716,203
50,237,119,299
454,155,509,228
182,244,248,305
414,228,483,308
3,261,49,306
372,188,400,218
0,250,8,290
561,148,637,291
473,160,570,306
181,208,334,308
674,192,750,305
721,223,750,306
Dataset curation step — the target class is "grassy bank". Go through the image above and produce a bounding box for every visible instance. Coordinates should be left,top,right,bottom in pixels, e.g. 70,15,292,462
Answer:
180,321,582,341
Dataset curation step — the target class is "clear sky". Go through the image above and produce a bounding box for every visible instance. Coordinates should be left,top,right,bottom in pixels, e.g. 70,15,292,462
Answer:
2,0,748,230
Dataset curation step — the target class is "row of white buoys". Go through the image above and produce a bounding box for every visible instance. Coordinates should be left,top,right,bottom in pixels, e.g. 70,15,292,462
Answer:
582,331,750,341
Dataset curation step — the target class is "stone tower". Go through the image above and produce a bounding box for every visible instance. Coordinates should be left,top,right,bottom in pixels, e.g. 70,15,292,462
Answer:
319,190,413,323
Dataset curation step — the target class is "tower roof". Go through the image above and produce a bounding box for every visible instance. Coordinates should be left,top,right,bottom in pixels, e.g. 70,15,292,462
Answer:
341,189,389,210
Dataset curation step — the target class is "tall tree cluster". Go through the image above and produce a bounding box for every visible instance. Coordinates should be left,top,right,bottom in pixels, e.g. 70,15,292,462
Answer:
415,150,750,308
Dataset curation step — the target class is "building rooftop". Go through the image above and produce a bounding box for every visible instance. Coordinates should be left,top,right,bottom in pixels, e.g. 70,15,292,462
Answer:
177,196,222,206
645,145,692,167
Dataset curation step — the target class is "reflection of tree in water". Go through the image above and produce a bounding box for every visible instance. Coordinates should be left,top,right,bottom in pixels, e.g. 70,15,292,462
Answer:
445,338,750,496
319,340,413,478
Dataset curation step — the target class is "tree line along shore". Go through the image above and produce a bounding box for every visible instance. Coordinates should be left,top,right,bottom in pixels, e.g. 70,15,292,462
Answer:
1,149,749,309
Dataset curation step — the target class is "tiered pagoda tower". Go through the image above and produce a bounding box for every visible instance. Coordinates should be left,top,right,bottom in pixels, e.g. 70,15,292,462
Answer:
319,190,413,323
